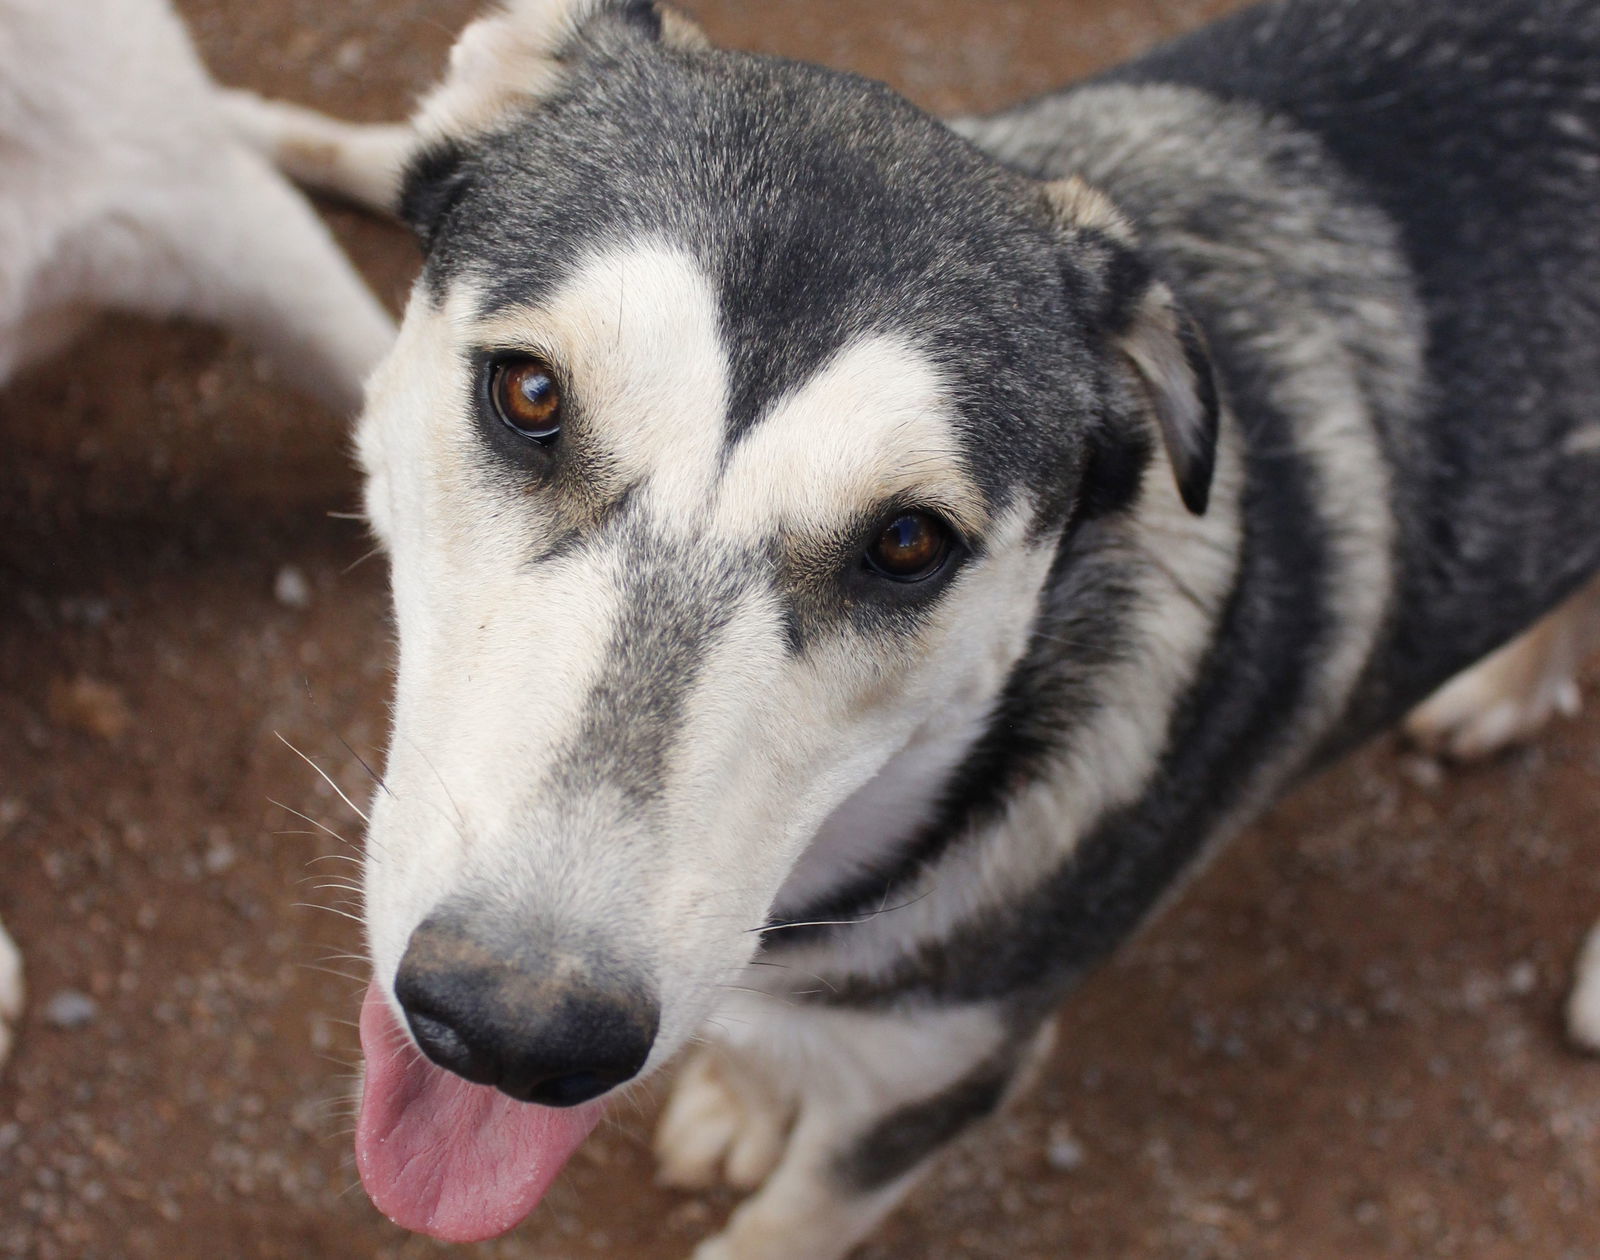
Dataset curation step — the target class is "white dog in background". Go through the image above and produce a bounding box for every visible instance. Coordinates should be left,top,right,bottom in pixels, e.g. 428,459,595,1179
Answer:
0,0,401,1067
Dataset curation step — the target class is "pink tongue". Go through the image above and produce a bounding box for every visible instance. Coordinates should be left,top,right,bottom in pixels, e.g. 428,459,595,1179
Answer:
355,982,604,1243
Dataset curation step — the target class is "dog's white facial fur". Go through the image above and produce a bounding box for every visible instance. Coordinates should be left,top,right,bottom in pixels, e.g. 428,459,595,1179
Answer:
358,241,1055,1067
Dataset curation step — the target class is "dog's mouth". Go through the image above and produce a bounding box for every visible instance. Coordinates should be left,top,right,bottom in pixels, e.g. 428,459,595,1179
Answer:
355,982,605,1242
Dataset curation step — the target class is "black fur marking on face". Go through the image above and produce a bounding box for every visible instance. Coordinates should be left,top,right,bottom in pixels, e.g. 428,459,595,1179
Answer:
424,47,1112,520
538,520,766,811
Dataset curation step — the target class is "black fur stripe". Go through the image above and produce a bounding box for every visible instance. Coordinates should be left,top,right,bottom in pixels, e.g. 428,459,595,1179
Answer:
833,1062,1012,1192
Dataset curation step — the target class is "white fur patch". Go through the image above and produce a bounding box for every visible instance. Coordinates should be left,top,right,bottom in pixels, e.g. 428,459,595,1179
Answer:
714,335,987,543
656,1042,793,1192
413,0,609,142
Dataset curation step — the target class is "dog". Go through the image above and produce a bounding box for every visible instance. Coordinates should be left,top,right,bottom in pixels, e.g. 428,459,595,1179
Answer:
0,0,399,1068
240,0,1600,1253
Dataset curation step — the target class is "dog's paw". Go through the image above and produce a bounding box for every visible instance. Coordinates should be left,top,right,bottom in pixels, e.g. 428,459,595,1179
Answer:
655,1046,790,1193
689,1237,739,1260
0,920,23,1069
688,1198,860,1260
1567,922,1600,1054
1404,634,1582,760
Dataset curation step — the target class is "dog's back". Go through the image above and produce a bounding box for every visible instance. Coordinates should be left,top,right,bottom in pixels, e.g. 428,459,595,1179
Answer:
974,0,1600,737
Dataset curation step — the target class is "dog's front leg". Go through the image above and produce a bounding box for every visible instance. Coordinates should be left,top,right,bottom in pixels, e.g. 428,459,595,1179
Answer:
146,144,397,416
683,1003,1049,1260
0,914,22,1069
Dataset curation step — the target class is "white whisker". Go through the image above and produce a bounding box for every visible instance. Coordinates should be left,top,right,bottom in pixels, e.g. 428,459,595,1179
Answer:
276,731,370,822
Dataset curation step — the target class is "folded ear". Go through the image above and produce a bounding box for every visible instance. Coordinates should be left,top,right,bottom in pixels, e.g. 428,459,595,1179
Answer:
1045,178,1220,516
414,0,708,143
397,0,708,248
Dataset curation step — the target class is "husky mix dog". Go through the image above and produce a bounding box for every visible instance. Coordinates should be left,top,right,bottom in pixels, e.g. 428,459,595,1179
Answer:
244,0,1600,1254
0,0,398,1068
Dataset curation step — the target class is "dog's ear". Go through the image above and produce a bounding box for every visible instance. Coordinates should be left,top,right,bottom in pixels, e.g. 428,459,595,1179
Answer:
399,1,707,248
1045,178,1220,516
414,0,708,143
399,138,473,251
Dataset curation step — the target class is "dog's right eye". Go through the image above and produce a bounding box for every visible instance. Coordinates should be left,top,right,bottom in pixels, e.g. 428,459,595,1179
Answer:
486,355,564,444
863,511,955,583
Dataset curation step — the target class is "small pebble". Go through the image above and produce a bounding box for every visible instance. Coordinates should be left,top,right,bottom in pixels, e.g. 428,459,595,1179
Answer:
335,37,366,73
1046,1123,1086,1172
203,830,236,875
44,991,98,1030
1400,755,1445,791
47,676,133,742
273,566,313,610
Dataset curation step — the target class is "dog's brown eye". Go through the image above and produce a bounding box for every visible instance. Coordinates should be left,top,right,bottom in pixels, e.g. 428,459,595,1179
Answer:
865,512,952,582
489,355,563,442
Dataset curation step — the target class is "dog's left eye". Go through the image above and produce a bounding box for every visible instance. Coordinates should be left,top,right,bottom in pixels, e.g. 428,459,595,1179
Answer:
864,511,953,582
486,355,563,443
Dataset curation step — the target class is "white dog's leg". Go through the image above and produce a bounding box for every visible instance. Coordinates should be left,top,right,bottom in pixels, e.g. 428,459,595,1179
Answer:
656,1042,795,1192
1405,572,1600,759
1568,922,1600,1053
221,89,413,217
672,1005,1043,1260
0,916,23,1069
142,145,396,414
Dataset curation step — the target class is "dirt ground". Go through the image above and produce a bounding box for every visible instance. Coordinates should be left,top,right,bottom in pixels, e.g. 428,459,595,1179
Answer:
3,1,1600,1257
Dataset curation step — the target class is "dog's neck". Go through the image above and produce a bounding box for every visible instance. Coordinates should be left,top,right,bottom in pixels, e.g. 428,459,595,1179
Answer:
769,707,991,920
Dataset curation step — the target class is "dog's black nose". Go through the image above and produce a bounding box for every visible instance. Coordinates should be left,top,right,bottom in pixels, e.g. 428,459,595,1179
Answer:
395,919,658,1108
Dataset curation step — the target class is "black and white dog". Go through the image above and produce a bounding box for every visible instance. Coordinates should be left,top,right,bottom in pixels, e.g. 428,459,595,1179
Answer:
250,0,1600,1253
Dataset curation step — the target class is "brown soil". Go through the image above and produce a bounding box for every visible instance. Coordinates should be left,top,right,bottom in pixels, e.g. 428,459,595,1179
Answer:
4,1,1599,1257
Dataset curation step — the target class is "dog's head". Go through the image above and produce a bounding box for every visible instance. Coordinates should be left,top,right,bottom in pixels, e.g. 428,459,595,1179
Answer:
352,0,1218,1240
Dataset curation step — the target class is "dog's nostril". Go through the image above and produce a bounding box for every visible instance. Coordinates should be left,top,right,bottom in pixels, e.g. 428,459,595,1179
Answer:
405,1009,494,1085
522,1070,617,1109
